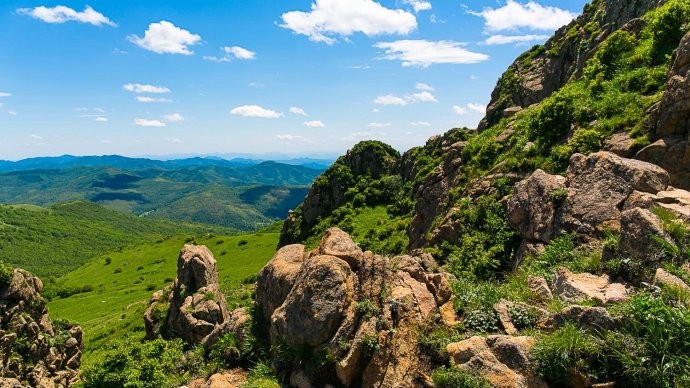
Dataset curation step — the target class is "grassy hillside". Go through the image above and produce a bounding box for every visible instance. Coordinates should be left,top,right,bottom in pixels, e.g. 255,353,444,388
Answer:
46,230,280,356
0,201,229,278
0,162,320,230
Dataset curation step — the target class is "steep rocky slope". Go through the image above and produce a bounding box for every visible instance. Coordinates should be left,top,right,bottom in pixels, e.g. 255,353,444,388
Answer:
0,269,83,387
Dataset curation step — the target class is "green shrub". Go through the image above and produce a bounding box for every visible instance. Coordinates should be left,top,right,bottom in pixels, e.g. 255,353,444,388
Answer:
354,298,379,319
0,260,13,287
431,366,491,388
82,338,185,388
207,332,240,366
508,304,538,330
532,324,609,385
464,308,499,333
113,267,122,274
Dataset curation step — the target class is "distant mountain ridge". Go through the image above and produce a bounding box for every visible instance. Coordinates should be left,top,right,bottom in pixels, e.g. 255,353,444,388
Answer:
0,154,334,172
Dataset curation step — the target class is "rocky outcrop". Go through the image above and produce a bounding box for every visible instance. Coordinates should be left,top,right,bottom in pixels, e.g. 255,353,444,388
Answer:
653,268,690,292
553,267,629,305
618,207,673,268
507,169,567,243
479,0,667,130
0,269,83,387
257,228,455,387
447,335,546,388
639,29,690,189
144,245,230,345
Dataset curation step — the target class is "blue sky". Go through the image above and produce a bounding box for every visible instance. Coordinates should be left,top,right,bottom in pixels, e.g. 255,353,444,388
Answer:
0,0,588,160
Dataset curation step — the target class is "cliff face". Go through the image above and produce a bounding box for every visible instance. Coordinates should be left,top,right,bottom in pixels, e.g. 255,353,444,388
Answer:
478,0,667,131
0,269,83,387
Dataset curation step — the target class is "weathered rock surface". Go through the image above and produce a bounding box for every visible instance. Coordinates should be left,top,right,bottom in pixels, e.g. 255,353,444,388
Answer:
553,267,629,305
527,275,553,302
258,227,455,387
507,169,567,243
0,269,83,386
184,368,249,388
144,245,230,345
548,305,617,330
653,268,690,292
604,132,638,157
639,29,690,189
618,208,673,268
447,335,546,388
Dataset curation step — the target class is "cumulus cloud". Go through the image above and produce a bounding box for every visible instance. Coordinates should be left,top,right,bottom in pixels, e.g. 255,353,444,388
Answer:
454,103,486,115
470,1,576,32
304,120,326,128
403,0,432,13
134,118,166,127
128,21,201,55
410,121,431,126
17,5,116,27
0,92,12,97
30,134,43,139
7,111,17,116
373,89,437,106
484,34,549,45
290,107,308,116
368,122,392,128
95,117,109,122
415,83,434,91
280,0,417,44
163,113,185,122
123,83,171,94
230,105,283,118
137,96,172,103
204,46,256,62
375,40,489,67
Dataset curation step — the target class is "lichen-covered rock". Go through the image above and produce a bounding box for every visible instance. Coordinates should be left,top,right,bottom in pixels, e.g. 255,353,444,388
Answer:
549,305,617,330
447,335,546,388
259,228,456,387
144,245,230,345
557,152,669,235
507,169,567,243
256,244,305,322
618,208,673,268
0,269,83,386
553,267,629,305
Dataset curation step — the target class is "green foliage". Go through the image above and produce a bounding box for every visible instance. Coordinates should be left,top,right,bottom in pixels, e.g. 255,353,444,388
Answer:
0,259,13,287
533,324,609,385
651,206,690,261
464,308,499,333
355,298,379,319
418,326,464,365
431,366,491,388
649,0,690,63
207,332,240,365
82,338,185,388
508,304,538,330
443,195,519,279
361,334,380,356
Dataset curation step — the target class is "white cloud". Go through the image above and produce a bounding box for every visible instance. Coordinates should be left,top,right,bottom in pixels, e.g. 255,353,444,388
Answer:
368,122,392,128
134,118,166,127
230,105,283,119
162,113,185,122
470,1,576,32
373,95,408,106
372,108,380,113
167,137,183,144
123,83,171,94
373,90,437,106
0,92,11,97
128,21,201,55
137,96,172,103
484,34,549,45
95,117,109,122
454,103,486,115
204,46,256,62
410,91,437,102
7,111,17,116
280,0,417,44
375,40,489,67
403,0,432,13
410,121,431,126
415,83,434,91
17,5,116,27
304,120,326,128
30,134,42,139
290,107,308,116
276,134,312,143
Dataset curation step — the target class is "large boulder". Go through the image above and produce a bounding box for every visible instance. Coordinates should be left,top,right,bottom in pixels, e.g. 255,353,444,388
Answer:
618,208,673,267
557,152,669,235
553,267,629,305
144,245,230,345
0,269,83,386
447,335,546,388
507,169,567,243
259,228,456,387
